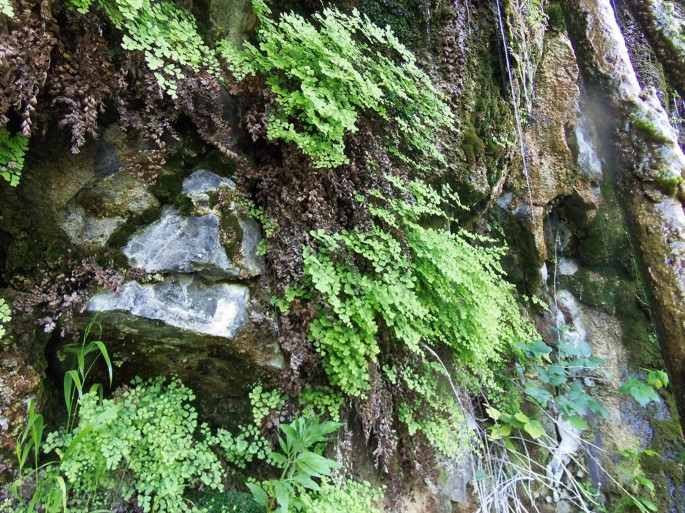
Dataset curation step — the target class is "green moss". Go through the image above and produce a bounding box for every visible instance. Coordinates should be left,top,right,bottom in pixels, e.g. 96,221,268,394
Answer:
6,240,36,272
207,190,220,209
107,218,137,248
655,167,682,195
138,206,161,225
562,263,661,369
546,2,565,31
45,239,70,261
460,123,485,165
577,192,633,270
174,195,195,217
107,207,161,248
149,173,184,202
631,115,673,144
219,212,243,257
639,391,685,510
355,0,426,46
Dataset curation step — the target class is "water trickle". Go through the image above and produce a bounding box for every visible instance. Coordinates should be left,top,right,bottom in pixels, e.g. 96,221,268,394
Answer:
494,0,535,218
423,0,432,45
575,110,603,180
512,0,533,110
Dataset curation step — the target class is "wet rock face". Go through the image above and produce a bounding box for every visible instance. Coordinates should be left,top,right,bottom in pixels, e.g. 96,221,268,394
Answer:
496,30,599,288
626,0,685,96
124,208,238,278
562,0,685,428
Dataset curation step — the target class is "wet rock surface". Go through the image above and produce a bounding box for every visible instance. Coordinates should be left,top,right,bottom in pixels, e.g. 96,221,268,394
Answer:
626,0,685,96
81,168,275,418
562,0,685,429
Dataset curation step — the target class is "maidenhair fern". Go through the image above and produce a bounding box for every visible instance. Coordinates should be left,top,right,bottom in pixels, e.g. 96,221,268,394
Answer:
388,361,472,459
44,377,223,512
220,0,453,168
288,177,537,397
0,127,29,187
67,0,220,97
0,299,10,340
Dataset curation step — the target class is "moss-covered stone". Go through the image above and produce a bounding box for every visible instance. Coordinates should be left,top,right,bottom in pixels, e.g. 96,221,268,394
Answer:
546,2,565,31
174,195,195,217
638,391,685,511
220,210,244,257
107,205,162,248
149,172,184,202
355,0,427,47
460,123,485,165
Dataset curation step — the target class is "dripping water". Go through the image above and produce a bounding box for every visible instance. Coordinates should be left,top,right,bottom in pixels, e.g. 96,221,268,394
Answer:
423,0,432,48
494,0,535,218
512,0,533,111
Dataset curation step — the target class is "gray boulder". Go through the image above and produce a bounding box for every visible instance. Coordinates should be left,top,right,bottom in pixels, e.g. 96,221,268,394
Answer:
87,275,249,340
122,170,263,278
123,207,238,279
62,170,159,246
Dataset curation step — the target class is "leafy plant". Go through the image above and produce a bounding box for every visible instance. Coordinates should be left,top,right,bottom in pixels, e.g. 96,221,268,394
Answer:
8,320,114,513
61,320,113,432
0,298,10,340
515,328,608,431
10,400,67,513
66,0,220,97
297,478,383,513
246,416,342,513
237,197,278,256
284,177,537,397
220,0,453,168
213,385,284,469
0,0,13,17
619,370,669,408
390,361,471,459
45,377,224,512
0,126,29,187
298,387,345,422
189,489,264,513
614,448,660,512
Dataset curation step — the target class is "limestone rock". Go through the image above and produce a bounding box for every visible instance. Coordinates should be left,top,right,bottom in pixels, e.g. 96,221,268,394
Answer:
84,275,282,425
123,169,263,278
182,168,236,209
88,275,249,340
62,170,159,246
123,207,239,278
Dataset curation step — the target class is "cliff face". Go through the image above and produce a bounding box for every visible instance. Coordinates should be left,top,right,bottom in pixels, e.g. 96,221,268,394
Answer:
0,0,684,511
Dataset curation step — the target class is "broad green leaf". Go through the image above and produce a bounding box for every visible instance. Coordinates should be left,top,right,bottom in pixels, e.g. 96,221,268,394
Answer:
246,482,268,507
523,419,546,439
274,481,290,513
567,415,588,431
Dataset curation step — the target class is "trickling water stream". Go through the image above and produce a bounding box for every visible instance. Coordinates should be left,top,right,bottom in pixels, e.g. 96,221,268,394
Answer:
494,0,535,217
